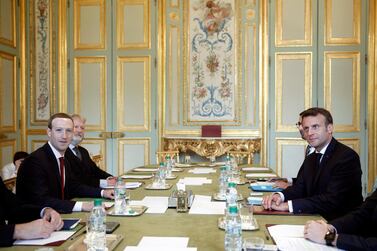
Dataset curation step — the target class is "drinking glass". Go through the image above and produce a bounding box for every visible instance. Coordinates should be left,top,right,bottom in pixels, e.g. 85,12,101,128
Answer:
243,237,264,251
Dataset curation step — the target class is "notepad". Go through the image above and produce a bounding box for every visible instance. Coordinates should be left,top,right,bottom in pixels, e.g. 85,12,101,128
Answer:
62,218,81,230
250,184,283,192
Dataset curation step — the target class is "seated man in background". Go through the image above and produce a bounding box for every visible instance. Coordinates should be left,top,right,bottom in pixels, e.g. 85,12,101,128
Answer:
65,114,116,188
1,151,29,180
17,113,114,213
262,107,363,221
0,176,63,247
304,188,377,250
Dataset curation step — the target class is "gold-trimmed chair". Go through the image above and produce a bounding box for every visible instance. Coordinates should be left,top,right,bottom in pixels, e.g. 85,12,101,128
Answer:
227,150,254,165
156,150,180,164
3,177,17,192
91,154,103,169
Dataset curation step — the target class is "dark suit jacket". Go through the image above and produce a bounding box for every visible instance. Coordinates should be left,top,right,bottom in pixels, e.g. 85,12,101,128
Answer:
16,143,102,213
282,137,363,221
0,177,42,247
65,146,111,187
331,189,377,251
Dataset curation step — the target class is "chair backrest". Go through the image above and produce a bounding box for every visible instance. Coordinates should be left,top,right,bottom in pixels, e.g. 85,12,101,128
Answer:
227,150,254,165
156,150,180,164
3,177,17,192
91,154,103,169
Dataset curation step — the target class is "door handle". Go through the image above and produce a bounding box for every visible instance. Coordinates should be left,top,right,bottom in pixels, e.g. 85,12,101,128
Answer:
99,132,125,138
112,132,125,138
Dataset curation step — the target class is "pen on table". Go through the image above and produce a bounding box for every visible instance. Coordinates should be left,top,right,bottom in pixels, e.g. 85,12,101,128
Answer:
70,230,86,241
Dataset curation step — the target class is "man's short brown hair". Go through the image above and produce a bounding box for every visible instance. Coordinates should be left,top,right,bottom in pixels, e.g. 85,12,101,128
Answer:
47,113,73,129
301,107,333,126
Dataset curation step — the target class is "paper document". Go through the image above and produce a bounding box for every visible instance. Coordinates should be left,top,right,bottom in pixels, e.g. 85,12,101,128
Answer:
189,195,225,215
122,174,153,179
268,225,344,251
124,236,197,251
188,168,217,174
242,167,270,171
101,182,142,189
246,173,277,178
130,196,169,214
178,177,212,186
14,231,75,246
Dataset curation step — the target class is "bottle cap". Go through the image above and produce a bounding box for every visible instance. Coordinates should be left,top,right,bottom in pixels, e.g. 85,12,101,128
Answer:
228,182,236,188
159,162,164,166
220,166,226,171
94,199,102,207
228,205,238,213
117,176,122,182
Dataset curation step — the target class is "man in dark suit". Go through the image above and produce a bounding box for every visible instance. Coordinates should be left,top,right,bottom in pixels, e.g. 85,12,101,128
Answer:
304,189,377,250
1,177,63,247
66,114,116,188
17,113,114,213
262,107,362,221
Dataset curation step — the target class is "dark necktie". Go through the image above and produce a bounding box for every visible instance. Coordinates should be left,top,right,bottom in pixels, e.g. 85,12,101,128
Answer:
315,153,323,168
73,147,82,161
59,157,65,199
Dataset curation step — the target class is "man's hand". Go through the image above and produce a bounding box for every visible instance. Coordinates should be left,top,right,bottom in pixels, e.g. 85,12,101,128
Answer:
106,177,117,186
304,220,328,244
42,208,63,230
82,201,94,212
262,193,282,210
270,201,289,211
103,189,114,199
13,219,55,240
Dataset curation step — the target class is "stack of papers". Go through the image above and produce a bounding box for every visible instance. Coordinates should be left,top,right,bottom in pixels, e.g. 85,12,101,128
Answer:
133,168,158,172
122,174,153,179
129,196,169,214
245,173,277,178
124,236,197,251
178,177,212,186
102,182,143,189
268,225,343,251
242,167,270,171
14,231,75,246
189,195,225,215
188,168,217,174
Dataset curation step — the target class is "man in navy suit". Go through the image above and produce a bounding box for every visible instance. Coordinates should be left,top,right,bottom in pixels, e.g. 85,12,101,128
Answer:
304,189,377,250
0,177,63,247
65,114,116,188
17,113,114,213
262,107,362,220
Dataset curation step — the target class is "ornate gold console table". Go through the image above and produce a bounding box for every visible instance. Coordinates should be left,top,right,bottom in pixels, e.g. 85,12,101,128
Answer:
163,137,261,161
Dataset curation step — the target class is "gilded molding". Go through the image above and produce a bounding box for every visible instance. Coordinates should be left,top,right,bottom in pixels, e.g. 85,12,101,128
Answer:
74,0,106,50
20,0,26,149
0,52,16,132
276,138,308,177
74,56,107,131
275,52,312,132
324,51,360,132
0,0,16,47
117,56,151,132
117,0,150,50
58,0,67,112
325,0,361,45
118,138,150,175
275,0,312,47
163,137,261,159
168,25,180,127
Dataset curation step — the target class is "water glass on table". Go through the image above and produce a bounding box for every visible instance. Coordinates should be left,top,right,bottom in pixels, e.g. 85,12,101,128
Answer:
239,203,254,226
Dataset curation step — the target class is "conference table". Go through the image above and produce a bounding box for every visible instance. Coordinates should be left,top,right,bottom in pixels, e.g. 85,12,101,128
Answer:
6,163,321,251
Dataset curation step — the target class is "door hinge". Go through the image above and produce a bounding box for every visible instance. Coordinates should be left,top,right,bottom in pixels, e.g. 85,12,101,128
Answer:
154,57,157,68
67,59,70,69
365,54,368,65
365,119,367,130
17,58,21,69
268,120,271,129
67,0,70,8
154,119,157,129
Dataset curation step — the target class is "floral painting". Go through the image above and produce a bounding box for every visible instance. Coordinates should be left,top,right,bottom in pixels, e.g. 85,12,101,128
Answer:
34,0,51,121
188,0,236,122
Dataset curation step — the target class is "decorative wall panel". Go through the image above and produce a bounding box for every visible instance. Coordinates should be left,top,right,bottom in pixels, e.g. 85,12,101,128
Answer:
324,52,360,132
0,0,16,47
118,138,150,174
74,57,106,131
0,140,15,169
0,52,16,132
74,0,105,49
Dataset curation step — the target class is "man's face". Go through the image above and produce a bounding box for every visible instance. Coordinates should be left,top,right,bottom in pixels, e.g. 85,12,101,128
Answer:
71,117,85,145
302,114,333,151
47,118,73,155
297,116,305,140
